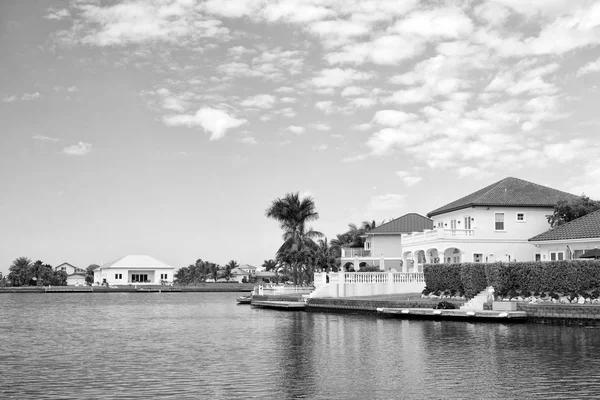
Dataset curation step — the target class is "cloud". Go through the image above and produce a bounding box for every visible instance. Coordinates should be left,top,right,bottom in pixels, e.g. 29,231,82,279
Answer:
240,94,276,109
45,8,70,20
2,95,16,103
33,135,59,142
340,86,367,97
577,57,600,77
21,92,40,101
393,7,474,39
372,110,418,126
396,171,422,186
240,136,258,145
366,194,407,217
63,142,91,156
312,123,331,131
285,125,305,134
163,107,247,140
311,68,373,87
315,101,335,114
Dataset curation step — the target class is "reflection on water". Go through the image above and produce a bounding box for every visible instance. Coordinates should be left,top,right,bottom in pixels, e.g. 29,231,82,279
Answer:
1,293,600,399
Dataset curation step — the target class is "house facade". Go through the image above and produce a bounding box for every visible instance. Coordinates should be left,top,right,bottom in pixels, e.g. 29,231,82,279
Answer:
400,177,579,271
340,213,433,271
529,209,600,260
93,255,175,285
55,262,87,286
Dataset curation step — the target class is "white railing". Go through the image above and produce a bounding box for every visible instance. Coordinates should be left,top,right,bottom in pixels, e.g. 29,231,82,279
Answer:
254,285,314,295
393,272,424,283
343,272,388,284
341,248,371,258
402,228,475,244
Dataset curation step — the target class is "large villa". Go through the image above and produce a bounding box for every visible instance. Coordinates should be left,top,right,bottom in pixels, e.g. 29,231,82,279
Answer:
340,177,598,273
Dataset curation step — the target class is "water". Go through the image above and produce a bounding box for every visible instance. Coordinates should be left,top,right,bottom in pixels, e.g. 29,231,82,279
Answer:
1,293,600,399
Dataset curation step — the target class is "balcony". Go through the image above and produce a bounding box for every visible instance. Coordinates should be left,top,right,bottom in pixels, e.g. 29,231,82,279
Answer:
402,228,475,245
341,248,371,258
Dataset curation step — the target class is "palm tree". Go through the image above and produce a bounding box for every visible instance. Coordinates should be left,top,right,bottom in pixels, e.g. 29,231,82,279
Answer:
225,260,238,281
262,259,277,271
313,238,340,272
266,192,323,285
8,257,33,286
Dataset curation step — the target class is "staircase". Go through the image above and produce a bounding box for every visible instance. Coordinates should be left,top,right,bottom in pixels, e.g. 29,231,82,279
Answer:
460,287,494,311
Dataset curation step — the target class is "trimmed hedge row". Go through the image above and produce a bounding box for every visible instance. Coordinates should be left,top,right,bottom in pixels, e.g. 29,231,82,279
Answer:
424,260,600,299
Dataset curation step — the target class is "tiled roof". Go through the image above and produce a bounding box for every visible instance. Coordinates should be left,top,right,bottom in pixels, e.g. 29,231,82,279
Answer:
529,209,600,241
368,213,433,234
428,177,579,217
101,255,172,269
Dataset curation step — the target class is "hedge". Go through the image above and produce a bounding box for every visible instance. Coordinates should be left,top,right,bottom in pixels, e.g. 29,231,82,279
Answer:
424,260,600,299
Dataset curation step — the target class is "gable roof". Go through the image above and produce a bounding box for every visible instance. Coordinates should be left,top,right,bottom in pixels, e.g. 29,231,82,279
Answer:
239,264,257,270
55,262,77,270
367,213,433,234
101,255,173,269
428,177,579,217
529,209,600,242
231,267,250,275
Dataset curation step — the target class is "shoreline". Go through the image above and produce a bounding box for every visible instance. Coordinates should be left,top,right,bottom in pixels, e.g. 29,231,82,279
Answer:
0,283,254,294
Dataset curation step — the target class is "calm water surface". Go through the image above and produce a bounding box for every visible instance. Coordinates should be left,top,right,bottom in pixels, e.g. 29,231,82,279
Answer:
1,292,600,399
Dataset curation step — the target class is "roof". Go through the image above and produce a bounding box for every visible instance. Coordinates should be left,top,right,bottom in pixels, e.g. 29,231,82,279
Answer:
255,271,276,277
367,213,433,234
428,177,579,217
239,264,257,270
55,262,76,270
101,255,173,269
529,209,600,242
231,267,250,275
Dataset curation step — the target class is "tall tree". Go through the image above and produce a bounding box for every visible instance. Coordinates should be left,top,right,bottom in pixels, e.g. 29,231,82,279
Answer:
266,192,323,285
8,257,33,287
262,259,277,271
313,238,340,272
547,195,600,227
224,260,238,281
86,264,99,285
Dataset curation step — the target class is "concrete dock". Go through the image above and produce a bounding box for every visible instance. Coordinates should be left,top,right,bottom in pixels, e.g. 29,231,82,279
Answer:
377,307,527,321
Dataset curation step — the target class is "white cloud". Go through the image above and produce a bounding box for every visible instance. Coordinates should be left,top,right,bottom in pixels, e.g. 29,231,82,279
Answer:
33,135,59,142
312,68,373,87
313,123,331,131
366,194,406,217
393,7,474,39
315,100,335,114
2,95,16,103
45,8,70,20
348,97,376,108
163,107,247,140
240,136,258,145
340,86,367,97
577,57,600,77
240,94,276,109
372,110,418,126
286,125,305,134
313,144,329,151
396,171,422,186
63,142,91,156
21,92,40,101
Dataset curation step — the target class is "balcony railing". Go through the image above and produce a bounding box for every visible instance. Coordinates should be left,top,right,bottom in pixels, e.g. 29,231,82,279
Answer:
341,248,371,258
402,228,475,244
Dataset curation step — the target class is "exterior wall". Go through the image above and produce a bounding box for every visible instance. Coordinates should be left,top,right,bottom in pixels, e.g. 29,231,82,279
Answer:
93,268,174,285
365,234,403,258
533,239,600,261
311,272,425,298
431,206,553,240
56,264,81,275
66,274,86,286
401,206,557,267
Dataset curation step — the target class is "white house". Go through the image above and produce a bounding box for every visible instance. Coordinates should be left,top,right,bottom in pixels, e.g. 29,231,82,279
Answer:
93,255,175,286
528,209,600,260
400,177,579,271
55,262,87,286
340,213,433,272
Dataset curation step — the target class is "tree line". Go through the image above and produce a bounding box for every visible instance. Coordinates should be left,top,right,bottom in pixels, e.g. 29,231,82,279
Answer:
3,257,68,287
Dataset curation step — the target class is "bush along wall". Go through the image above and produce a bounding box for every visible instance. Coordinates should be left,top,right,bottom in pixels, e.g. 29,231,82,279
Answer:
424,260,600,301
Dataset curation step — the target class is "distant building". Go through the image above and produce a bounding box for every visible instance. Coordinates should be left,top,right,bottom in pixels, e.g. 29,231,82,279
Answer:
55,262,87,286
93,255,175,286
340,213,433,272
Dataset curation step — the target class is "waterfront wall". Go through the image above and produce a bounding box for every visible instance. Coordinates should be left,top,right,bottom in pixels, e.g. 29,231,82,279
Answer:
307,298,465,314
312,272,425,298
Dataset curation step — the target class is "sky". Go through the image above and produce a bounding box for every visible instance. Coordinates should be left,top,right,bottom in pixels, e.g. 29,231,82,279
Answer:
1,0,600,275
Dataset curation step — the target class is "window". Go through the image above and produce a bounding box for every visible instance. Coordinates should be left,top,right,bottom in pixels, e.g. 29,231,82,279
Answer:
516,212,526,222
464,216,472,230
437,221,443,228
473,253,483,263
450,219,457,229
494,213,505,231
160,273,168,279
535,254,541,262
131,274,148,282
550,252,564,261
114,273,122,279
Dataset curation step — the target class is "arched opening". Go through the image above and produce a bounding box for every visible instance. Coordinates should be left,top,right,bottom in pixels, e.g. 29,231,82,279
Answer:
426,248,440,264
443,247,462,264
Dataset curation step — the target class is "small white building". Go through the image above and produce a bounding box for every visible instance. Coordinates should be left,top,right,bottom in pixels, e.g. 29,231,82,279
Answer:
93,255,175,286
55,262,87,286
529,209,600,260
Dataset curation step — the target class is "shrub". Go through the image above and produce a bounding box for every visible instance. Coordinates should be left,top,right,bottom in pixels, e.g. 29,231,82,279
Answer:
460,263,488,299
423,263,463,294
435,301,456,309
